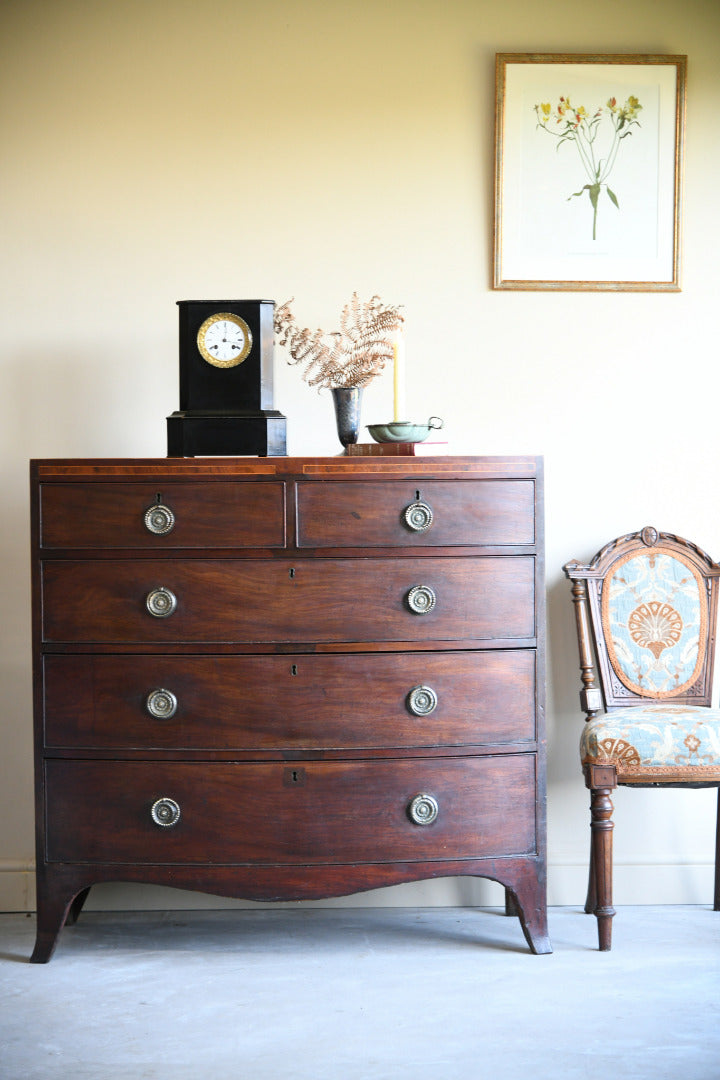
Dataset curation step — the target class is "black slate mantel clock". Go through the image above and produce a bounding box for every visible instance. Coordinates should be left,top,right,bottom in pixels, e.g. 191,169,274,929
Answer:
167,299,287,457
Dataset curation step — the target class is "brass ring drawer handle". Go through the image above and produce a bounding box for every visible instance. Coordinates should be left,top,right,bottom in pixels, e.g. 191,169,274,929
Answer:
146,587,177,618
408,794,439,826
403,500,434,532
145,688,178,719
144,503,175,535
406,685,438,716
150,797,181,828
406,584,436,615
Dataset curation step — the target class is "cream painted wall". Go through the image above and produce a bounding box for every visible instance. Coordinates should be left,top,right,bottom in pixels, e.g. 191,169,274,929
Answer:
2,0,720,914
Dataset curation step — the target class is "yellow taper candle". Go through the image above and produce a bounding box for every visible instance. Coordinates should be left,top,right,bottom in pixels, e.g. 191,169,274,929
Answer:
393,331,404,422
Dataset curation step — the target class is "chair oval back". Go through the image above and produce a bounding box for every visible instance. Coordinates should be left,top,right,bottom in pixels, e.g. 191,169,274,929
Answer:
602,547,707,699
570,529,720,711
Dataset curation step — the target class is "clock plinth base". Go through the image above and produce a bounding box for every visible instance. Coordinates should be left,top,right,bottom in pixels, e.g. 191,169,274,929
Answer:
167,411,287,457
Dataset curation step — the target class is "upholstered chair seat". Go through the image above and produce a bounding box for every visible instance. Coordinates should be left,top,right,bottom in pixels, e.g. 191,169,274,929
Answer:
564,527,720,950
581,705,720,783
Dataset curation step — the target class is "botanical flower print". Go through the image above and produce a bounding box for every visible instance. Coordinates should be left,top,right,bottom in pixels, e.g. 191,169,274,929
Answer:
534,94,642,240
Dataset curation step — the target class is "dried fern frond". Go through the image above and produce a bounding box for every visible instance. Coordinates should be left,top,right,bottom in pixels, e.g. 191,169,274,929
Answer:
274,293,404,389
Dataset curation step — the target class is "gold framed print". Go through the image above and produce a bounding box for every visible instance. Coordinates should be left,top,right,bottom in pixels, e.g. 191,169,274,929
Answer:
493,54,686,291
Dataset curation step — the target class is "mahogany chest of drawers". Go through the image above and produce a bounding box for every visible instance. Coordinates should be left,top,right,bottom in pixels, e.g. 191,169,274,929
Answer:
30,455,550,960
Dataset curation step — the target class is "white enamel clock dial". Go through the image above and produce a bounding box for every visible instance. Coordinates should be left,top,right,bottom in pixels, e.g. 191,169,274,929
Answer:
197,312,252,368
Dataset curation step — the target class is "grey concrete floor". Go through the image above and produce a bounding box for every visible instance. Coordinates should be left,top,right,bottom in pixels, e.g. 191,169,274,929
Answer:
1,906,719,1080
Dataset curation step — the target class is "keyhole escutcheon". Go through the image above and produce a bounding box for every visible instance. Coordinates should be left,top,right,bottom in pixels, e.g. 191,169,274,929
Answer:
283,766,306,787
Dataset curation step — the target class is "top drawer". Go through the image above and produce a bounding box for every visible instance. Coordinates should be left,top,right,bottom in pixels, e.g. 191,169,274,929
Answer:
39,482,286,549
296,479,535,548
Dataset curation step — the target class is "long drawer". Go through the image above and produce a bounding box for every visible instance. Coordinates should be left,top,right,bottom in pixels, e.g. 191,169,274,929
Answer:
41,557,536,644
39,482,286,549
42,650,536,750
296,479,535,547
44,755,537,864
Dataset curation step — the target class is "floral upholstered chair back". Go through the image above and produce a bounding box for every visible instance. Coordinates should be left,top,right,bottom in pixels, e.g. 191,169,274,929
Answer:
596,530,716,707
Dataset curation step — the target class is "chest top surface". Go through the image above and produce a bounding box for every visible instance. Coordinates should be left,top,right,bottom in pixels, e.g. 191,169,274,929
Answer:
31,454,541,478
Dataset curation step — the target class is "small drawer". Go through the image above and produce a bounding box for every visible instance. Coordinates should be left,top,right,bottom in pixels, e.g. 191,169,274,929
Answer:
43,650,536,750
45,755,537,865
41,556,536,644
296,479,535,548
39,482,286,549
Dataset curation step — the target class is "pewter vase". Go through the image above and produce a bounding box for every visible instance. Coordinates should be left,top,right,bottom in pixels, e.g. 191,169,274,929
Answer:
331,386,363,448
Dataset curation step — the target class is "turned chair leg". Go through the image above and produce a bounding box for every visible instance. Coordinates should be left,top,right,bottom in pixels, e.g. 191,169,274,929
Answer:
588,785,616,950
584,764,618,950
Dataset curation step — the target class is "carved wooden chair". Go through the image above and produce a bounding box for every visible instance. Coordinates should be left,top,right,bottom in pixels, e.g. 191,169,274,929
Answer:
564,526,720,950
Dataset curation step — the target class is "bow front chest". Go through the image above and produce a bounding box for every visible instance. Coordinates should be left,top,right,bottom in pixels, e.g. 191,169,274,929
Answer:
30,455,549,960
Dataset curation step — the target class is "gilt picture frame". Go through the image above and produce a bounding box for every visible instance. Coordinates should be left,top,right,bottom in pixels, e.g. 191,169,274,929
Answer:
493,53,686,291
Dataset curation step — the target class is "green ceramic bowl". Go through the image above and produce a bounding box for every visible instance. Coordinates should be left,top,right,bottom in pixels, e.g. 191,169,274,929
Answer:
367,417,444,444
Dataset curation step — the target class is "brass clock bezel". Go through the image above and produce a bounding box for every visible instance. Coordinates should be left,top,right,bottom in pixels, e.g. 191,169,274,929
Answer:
196,312,252,368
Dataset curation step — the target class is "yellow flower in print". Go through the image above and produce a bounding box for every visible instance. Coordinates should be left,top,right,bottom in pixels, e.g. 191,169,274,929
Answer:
533,91,643,240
